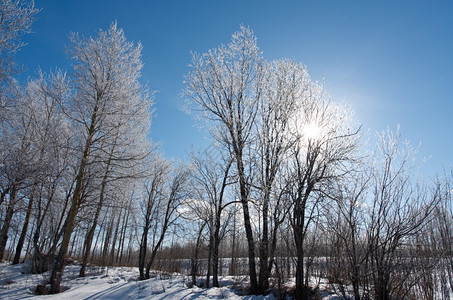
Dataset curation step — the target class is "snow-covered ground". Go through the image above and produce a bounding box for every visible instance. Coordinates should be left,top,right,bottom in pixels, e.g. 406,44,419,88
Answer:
0,261,346,299
0,262,279,299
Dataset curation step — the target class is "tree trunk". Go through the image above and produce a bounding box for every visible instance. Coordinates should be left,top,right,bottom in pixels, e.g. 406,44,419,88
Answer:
145,238,164,279
191,223,206,287
31,190,54,274
48,105,97,293
236,155,257,294
212,159,231,287
267,219,280,278
23,213,36,261
230,210,237,276
101,211,115,266
126,229,134,266
0,186,18,261
49,177,83,294
79,194,104,276
138,225,149,280
294,241,309,300
69,225,79,258
118,203,131,265
241,199,258,293
13,192,35,264
80,143,114,276
145,178,182,279
374,265,390,300
109,209,121,266
145,211,173,279
206,233,213,288
212,223,221,287
258,190,270,292
294,198,309,300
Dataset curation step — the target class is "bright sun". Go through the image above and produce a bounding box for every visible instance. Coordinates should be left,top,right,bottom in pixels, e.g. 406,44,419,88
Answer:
302,123,321,140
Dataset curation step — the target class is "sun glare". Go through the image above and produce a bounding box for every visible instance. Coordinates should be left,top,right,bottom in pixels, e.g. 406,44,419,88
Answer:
302,123,321,140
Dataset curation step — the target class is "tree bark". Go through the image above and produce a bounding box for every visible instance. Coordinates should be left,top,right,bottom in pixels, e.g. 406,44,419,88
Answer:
212,160,231,287
229,207,237,276
206,232,213,288
191,222,206,286
235,152,257,293
109,209,121,266
258,189,270,292
13,192,33,265
13,192,35,264
138,227,148,280
49,104,97,294
101,210,115,266
145,233,166,279
294,193,310,300
212,221,220,287
79,186,105,276
0,186,18,260
80,137,115,276
118,203,131,265
145,202,173,279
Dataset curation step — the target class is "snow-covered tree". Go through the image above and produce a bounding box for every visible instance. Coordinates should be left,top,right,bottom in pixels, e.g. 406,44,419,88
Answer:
188,149,233,287
48,23,152,294
185,25,262,293
284,80,362,299
366,129,438,299
253,59,309,291
138,158,189,280
0,0,38,119
0,71,71,262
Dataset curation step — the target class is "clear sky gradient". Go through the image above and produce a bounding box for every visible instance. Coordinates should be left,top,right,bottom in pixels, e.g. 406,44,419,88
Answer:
16,0,453,176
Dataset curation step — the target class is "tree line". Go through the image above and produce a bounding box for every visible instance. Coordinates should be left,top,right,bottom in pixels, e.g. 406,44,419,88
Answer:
1,2,452,299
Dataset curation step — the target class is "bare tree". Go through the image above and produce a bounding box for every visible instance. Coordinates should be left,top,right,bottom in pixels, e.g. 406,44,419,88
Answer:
48,23,152,293
138,156,170,280
254,59,307,291
30,137,75,274
0,72,68,260
0,93,34,260
326,171,370,300
0,0,38,84
78,99,151,276
283,79,361,299
366,128,439,300
185,25,262,293
138,162,189,280
432,172,453,299
11,72,71,265
188,149,233,287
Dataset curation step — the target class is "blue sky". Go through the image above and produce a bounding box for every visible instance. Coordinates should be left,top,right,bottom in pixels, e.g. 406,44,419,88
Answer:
16,0,453,176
